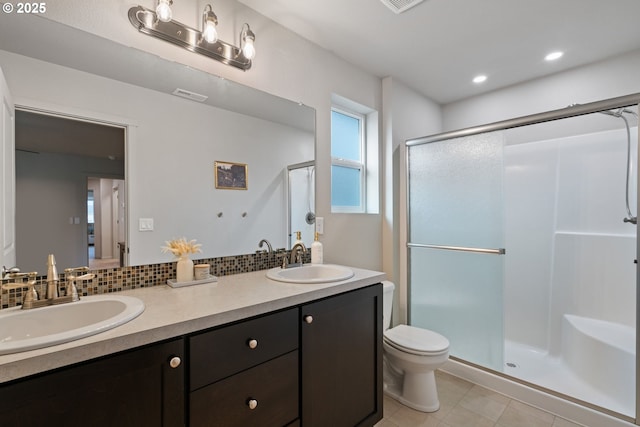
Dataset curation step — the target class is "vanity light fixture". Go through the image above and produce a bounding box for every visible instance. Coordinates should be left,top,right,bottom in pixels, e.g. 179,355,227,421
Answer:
128,3,256,71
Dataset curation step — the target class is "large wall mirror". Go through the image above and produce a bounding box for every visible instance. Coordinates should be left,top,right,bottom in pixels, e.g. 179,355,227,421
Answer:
0,13,315,272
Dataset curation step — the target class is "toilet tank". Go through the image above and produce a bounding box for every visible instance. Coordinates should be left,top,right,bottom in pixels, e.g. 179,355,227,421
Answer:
382,281,395,331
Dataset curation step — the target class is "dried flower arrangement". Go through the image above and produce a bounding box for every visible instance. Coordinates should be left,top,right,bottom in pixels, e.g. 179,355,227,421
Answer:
161,238,202,258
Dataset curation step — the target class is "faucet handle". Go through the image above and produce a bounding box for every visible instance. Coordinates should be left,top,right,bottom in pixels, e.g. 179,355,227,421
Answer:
64,267,90,302
2,265,20,279
2,272,39,308
64,266,90,275
6,271,37,282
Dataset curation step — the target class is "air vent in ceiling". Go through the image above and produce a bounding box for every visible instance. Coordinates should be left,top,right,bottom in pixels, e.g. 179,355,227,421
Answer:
172,88,208,102
380,0,425,14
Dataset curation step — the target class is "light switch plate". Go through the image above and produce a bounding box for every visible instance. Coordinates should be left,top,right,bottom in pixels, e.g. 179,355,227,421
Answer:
316,217,324,234
139,218,154,231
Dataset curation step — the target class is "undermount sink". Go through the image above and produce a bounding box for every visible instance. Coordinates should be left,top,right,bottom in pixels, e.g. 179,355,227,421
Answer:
266,264,355,284
0,295,145,355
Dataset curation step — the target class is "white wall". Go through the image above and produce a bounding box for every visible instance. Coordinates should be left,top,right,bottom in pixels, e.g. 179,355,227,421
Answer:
40,0,384,271
382,77,443,323
1,51,313,266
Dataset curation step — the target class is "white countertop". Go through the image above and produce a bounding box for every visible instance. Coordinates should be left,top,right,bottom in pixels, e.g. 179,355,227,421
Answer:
0,266,385,383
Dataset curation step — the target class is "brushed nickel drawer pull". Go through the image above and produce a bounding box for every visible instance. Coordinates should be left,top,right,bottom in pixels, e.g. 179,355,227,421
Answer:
169,356,181,368
248,339,258,349
247,399,258,410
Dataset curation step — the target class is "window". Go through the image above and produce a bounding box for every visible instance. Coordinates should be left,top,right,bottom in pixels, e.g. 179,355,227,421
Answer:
331,107,365,212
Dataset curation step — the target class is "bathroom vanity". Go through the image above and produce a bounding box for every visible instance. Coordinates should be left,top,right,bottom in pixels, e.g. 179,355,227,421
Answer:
0,267,384,427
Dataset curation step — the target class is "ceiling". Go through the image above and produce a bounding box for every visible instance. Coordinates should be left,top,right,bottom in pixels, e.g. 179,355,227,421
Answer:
238,0,640,104
15,110,125,160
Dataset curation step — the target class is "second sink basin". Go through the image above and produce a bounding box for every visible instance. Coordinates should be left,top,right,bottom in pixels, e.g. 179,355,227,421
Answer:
0,295,145,355
266,264,354,284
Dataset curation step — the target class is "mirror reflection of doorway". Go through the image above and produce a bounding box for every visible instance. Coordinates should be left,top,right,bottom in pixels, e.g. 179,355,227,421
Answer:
87,182,123,270
15,109,126,272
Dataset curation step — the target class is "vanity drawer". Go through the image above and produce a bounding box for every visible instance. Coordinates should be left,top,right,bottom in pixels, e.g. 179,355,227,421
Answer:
189,308,298,390
190,350,299,427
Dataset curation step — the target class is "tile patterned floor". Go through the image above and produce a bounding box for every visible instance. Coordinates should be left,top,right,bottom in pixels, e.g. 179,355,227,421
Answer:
375,371,584,427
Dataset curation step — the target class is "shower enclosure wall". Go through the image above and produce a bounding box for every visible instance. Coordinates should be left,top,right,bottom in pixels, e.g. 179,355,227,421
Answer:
406,94,639,424
288,162,315,248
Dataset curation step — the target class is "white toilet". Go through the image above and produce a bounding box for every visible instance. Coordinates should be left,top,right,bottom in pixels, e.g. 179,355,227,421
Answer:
382,281,450,412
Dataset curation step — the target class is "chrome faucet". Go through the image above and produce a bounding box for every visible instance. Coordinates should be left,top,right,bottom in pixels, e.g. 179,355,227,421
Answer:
0,259,95,309
285,242,307,268
258,239,273,253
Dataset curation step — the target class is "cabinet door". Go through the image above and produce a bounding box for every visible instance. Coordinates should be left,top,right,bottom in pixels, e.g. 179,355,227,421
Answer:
0,338,185,427
301,284,383,427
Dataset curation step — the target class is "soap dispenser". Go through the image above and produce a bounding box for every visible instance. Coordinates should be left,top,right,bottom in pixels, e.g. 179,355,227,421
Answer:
311,232,323,264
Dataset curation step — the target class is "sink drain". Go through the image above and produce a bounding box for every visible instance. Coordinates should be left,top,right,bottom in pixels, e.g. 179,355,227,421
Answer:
505,362,518,368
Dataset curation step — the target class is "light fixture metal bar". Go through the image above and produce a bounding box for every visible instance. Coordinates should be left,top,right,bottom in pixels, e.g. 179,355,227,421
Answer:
128,6,252,71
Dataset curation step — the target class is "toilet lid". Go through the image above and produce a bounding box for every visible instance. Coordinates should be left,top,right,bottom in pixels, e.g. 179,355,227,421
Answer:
384,324,449,355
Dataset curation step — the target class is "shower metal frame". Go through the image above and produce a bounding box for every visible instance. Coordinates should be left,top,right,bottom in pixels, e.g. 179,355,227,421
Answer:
287,160,315,249
405,92,640,424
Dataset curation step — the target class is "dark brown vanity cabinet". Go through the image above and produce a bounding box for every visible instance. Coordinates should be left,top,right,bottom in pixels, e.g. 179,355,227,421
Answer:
189,308,299,427
0,283,382,427
301,284,383,427
188,284,383,427
0,338,185,427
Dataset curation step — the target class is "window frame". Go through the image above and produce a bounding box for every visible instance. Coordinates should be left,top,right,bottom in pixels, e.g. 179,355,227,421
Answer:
331,106,366,213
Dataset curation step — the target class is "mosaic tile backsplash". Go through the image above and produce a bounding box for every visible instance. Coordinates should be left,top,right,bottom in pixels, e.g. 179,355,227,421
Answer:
1,250,309,309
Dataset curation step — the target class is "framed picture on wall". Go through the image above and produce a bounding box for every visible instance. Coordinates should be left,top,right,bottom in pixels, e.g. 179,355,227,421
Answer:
215,161,248,190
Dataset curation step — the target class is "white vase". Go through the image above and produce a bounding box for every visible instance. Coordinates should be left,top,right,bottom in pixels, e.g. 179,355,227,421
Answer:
176,256,194,282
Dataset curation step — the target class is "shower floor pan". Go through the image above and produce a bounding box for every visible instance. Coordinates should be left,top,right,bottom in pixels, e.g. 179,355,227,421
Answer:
504,339,633,417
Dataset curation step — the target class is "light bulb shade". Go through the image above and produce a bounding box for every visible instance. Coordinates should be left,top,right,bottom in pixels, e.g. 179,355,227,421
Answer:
242,38,255,59
241,26,256,59
202,6,218,43
203,22,218,43
156,0,172,22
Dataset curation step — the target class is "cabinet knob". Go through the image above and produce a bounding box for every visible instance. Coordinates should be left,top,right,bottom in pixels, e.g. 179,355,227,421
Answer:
248,339,258,349
169,356,181,368
247,399,258,410
304,315,313,324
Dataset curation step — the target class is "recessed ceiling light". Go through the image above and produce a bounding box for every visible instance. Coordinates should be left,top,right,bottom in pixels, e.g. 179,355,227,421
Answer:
473,75,487,84
545,51,564,61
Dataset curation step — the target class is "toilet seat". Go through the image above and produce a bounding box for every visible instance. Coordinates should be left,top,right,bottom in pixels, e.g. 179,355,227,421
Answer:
384,324,449,356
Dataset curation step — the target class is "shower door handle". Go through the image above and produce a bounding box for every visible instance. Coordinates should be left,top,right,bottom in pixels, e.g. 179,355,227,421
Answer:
407,243,506,255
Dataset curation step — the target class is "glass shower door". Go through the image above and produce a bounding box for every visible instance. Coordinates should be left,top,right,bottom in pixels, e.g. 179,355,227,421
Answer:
407,131,506,371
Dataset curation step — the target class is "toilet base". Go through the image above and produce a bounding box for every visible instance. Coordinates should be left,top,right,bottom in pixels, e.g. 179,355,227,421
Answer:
383,366,440,413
